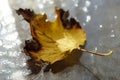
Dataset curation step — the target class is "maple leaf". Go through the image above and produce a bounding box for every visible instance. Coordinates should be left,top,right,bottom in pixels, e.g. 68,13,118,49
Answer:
16,8,113,74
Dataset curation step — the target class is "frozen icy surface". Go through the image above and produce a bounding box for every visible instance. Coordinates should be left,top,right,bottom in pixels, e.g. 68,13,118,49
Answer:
0,0,120,80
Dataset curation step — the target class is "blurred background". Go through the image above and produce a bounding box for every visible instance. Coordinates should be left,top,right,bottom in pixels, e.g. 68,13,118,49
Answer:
0,0,120,80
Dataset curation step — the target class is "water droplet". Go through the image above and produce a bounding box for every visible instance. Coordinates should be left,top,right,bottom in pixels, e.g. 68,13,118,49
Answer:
110,34,115,38
111,30,114,33
75,3,78,7
94,47,98,52
91,47,97,57
62,3,66,7
85,0,91,7
82,7,88,12
99,25,103,28
94,5,98,10
83,23,86,26
86,15,91,22
114,16,118,19
38,4,44,9
22,62,27,66
91,54,94,57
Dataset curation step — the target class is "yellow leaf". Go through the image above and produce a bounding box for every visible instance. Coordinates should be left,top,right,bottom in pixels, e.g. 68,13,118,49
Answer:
29,9,86,64
17,8,86,73
17,8,113,74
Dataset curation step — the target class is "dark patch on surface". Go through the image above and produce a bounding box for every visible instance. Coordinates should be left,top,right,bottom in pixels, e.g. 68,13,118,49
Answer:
16,8,35,22
27,59,49,75
27,59,42,74
58,9,81,29
27,49,82,74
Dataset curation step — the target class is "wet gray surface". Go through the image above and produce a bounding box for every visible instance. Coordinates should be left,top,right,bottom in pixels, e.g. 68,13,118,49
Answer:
0,0,120,80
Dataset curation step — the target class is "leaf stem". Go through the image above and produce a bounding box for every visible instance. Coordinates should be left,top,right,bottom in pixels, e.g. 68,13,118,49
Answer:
78,47,113,56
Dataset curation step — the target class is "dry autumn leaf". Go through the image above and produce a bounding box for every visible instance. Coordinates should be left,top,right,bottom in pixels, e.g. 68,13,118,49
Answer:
16,8,113,74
